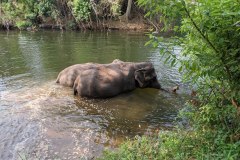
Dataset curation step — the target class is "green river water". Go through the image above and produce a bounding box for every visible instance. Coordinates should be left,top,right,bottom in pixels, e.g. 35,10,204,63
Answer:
0,31,188,159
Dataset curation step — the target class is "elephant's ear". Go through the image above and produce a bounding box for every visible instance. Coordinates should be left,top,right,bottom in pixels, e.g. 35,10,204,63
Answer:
134,68,146,88
135,67,156,88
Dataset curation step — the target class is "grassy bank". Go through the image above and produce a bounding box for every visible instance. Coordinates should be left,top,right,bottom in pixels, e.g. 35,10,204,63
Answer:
101,104,240,159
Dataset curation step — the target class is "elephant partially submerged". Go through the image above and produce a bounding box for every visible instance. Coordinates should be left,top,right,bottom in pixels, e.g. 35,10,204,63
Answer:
56,59,123,87
56,59,162,98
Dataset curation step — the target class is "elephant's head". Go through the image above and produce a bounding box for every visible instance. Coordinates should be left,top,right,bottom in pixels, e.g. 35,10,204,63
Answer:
134,67,161,89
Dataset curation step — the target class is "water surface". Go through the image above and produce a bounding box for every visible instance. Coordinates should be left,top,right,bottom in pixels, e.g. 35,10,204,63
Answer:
0,31,188,159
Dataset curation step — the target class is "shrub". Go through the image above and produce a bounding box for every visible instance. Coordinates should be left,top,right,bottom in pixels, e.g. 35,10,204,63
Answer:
101,0,240,159
16,20,32,30
70,0,92,21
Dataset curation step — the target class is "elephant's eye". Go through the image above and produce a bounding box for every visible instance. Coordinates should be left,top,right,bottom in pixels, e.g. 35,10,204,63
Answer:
152,76,157,80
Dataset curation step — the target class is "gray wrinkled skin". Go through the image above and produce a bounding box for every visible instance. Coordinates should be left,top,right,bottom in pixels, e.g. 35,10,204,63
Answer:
56,59,123,87
56,59,161,98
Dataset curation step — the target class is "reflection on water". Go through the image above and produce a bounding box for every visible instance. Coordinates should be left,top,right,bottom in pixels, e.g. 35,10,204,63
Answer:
0,31,188,159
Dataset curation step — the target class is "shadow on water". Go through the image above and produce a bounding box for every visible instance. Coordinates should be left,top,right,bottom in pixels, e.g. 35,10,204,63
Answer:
0,31,189,159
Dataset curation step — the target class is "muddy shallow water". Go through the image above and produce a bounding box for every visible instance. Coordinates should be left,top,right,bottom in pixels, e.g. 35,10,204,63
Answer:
0,31,188,159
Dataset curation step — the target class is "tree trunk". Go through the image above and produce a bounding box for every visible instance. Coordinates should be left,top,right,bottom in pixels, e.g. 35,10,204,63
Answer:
125,0,132,21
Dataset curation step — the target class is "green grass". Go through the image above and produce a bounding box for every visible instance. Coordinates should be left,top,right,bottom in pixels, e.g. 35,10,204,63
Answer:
101,129,240,160
100,104,240,160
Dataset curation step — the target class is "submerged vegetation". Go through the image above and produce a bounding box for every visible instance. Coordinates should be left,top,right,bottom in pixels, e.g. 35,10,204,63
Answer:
102,0,240,159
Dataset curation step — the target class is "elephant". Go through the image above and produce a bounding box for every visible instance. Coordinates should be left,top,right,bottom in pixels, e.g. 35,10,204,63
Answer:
56,59,124,87
56,63,99,87
56,59,162,98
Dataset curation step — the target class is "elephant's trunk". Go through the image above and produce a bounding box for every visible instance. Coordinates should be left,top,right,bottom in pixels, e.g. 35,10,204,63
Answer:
151,80,161,89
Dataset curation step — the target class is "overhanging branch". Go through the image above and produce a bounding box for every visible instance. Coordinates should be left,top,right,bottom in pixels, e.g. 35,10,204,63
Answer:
181,0,219,54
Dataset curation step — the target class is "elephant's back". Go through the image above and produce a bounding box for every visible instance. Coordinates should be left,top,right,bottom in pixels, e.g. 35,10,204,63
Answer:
76,65,124,98
56,63,99,87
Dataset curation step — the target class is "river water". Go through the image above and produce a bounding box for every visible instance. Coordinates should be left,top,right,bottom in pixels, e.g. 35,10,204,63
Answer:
0,31,188,159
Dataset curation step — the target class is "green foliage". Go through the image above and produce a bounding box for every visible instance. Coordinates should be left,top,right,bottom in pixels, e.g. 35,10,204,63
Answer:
16,20,32,30
21,0,56,23
139,0,240,106
102,0,240,159
102,135,163,160
37,0,56,17
18,0,39,23
0,0,129,29
0,2,18,23
102,129,240,159
70,0,91,21
138,0,240,123
0,0,58,29
110,2,121,17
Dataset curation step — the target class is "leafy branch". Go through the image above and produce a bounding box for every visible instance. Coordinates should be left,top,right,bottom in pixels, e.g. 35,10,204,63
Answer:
181,0,219,55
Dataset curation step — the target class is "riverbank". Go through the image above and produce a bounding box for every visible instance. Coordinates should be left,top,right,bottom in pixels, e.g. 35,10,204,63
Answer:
0,18,151,31
0,0,154,31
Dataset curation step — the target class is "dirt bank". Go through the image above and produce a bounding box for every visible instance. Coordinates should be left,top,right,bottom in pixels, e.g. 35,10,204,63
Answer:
0,18,151,31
